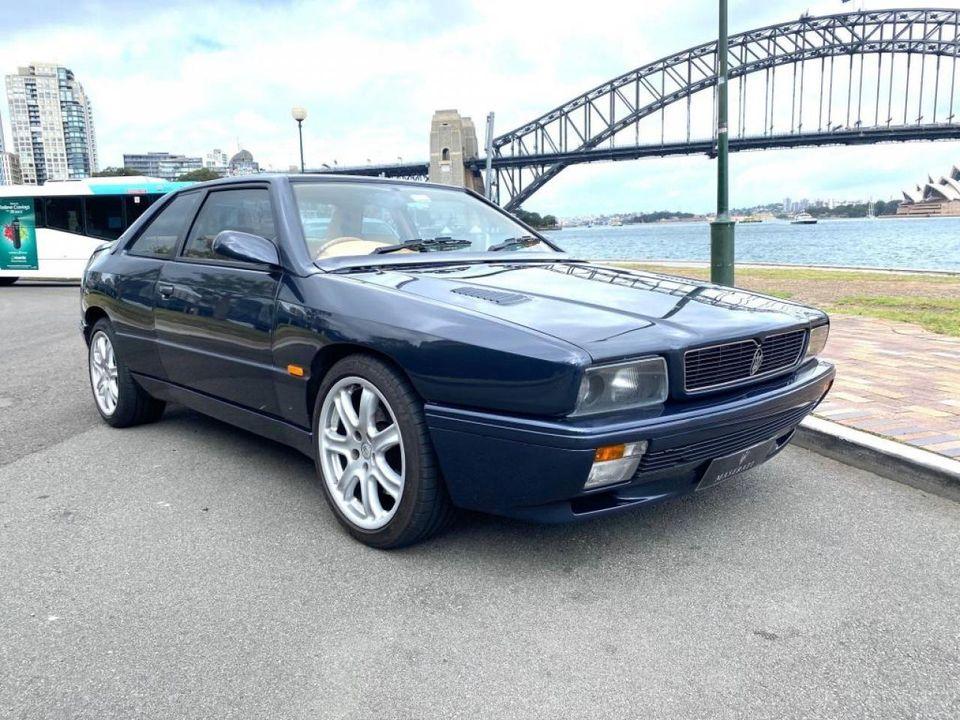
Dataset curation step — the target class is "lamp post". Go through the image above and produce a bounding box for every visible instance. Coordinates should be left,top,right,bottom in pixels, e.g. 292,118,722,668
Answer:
291,106,307,173
710,0,735,286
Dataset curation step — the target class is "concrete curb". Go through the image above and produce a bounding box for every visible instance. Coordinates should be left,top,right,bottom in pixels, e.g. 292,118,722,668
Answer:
795,416,960,502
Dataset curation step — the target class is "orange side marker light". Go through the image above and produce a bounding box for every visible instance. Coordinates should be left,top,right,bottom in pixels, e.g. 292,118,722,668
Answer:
594,444,627,462
287,364,305,377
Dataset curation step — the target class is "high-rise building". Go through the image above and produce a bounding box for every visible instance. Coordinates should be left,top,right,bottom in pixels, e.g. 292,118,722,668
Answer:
204,148,229,174
0,110,17,183
5,63,98,185
123,151,202,181
0,152,23,184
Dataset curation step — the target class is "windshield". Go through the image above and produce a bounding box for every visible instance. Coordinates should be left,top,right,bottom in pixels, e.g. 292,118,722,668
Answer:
292,181,557,259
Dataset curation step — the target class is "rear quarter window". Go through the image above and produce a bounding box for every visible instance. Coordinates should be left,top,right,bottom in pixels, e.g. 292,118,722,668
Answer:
127,192,201,258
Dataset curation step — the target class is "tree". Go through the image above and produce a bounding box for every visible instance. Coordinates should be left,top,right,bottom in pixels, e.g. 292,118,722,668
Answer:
875,199,901,216
513,208,558,229
92,167,141,177
176,167,222,182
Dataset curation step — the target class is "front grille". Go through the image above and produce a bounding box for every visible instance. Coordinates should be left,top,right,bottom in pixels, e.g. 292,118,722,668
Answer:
684,329,806,392
638,402,812,473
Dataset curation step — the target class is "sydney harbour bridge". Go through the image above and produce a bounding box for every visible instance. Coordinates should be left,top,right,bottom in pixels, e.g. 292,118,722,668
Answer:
317,8,960,211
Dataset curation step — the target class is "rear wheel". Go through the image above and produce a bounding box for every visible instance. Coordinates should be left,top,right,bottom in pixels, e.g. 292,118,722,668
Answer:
313,355,454,548
0,277,18,286
88,319,165,427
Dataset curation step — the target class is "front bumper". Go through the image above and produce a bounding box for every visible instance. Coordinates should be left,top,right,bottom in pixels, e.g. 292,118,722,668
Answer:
425,359,835,522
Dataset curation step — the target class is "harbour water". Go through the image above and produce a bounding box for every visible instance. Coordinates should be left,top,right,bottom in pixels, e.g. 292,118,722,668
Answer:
543,216,960,272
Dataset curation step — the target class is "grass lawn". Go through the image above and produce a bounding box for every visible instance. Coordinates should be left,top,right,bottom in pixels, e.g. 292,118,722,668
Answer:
612,263,960,336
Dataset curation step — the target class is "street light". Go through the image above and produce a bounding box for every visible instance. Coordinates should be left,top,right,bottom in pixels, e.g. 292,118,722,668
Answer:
291,106,307,173
710,0,735,286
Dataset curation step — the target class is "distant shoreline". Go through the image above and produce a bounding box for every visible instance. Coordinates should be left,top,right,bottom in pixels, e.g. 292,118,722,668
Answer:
606,259,960,277
550,214,960,228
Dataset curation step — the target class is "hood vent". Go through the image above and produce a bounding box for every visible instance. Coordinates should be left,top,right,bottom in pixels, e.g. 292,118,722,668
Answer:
451,286,530,306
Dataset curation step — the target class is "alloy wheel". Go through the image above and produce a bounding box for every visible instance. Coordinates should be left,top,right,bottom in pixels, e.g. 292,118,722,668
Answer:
89,331,119,416
318,376,405,530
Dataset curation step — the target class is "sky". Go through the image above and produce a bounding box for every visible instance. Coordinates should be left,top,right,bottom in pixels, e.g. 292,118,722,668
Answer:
1,0,959,215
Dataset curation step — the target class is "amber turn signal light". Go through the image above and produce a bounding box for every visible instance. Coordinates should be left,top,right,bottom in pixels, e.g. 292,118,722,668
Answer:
594,444,627,462
287,364,305,377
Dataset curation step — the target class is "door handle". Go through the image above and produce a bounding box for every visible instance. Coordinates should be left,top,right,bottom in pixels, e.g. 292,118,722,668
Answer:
157,283,174,298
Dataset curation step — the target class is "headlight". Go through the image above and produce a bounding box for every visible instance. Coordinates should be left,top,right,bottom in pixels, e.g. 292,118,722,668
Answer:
805,323,829,359
571,357,668,416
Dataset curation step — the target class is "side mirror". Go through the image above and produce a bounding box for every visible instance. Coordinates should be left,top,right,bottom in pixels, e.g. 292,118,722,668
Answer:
212,230,281,268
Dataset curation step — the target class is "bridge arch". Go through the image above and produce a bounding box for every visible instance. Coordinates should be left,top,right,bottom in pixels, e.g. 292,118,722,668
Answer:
491,8,960,209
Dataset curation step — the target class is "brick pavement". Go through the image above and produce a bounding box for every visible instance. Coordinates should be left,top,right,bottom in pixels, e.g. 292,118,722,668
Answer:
815,315,960,458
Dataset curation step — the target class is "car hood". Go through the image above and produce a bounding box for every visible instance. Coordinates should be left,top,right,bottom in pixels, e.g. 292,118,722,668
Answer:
348,260,826,361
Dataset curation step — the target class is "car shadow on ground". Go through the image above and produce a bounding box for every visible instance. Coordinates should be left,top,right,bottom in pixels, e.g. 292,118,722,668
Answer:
152,402,764,563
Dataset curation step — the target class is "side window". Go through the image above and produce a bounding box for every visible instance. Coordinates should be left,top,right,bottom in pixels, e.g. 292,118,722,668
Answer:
127,192,201,258
84,196,125,240
182,188,275,261
46,196,84,235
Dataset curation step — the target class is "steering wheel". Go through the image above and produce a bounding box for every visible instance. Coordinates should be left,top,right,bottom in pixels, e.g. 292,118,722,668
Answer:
314,236,390,259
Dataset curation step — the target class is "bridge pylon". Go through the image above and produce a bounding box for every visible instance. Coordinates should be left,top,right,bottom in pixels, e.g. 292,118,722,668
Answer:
428,110,484,193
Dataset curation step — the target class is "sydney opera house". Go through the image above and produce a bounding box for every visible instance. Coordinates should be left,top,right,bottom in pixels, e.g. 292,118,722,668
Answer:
898,165,960,216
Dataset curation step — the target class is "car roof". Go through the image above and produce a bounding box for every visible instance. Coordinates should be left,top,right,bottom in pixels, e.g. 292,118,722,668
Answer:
176,173,471,193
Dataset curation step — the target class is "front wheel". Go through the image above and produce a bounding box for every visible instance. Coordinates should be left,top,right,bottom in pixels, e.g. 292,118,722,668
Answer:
88,319,166,427
313,355,454,548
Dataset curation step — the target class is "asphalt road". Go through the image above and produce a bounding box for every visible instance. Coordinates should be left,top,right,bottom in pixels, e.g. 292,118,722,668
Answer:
2,284,959,720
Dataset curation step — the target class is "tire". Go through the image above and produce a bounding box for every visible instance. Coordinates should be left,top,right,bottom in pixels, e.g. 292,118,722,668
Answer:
0,277,18,286
313,354,455,548
88,318,166,428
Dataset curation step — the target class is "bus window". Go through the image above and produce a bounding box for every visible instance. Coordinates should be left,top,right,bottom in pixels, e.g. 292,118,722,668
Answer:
33,197,46,228
46,196,85,235
85,196,125,240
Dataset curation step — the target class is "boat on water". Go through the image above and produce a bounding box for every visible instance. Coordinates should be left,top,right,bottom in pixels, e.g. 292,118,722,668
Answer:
791,212,817,225
609,218,623,226
739,215,762,224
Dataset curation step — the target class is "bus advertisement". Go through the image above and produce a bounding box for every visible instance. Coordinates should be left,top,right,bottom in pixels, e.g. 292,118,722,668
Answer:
0,197,38,271
0,176,192,284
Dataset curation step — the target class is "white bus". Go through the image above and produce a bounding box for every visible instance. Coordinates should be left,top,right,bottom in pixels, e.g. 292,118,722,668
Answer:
0,176,191,284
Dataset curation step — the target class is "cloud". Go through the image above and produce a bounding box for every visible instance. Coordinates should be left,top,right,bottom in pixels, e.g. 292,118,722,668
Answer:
0,0,956,215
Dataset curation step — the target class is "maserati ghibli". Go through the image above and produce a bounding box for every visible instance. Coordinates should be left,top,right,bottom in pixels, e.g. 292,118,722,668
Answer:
80,175,834,547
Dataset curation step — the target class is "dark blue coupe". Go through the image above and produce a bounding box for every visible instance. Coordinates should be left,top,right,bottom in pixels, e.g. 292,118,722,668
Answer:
80,175,834,547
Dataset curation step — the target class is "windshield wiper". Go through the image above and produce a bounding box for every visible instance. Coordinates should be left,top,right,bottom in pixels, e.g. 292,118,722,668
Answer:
487,235,542,252
371,237,473,255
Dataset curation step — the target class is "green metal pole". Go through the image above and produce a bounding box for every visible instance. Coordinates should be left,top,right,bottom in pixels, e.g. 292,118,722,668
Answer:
710,0,735,286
